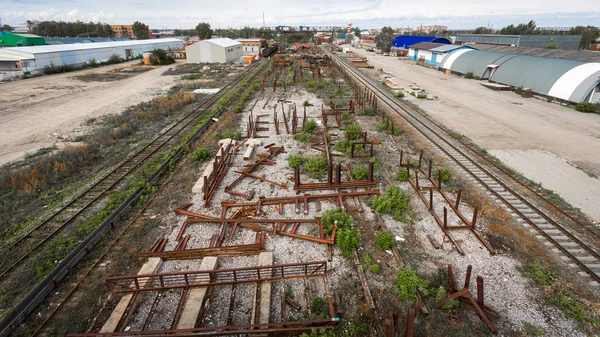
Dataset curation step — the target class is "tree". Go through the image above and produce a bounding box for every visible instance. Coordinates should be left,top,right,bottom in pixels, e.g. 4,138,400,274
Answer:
26,20,36,32
375,26,395,53
131,21,149,39
570,25,600,50
500,20,537,35
1,24,13,32
196,22,213,40
353,27,361,37
473,26,491,34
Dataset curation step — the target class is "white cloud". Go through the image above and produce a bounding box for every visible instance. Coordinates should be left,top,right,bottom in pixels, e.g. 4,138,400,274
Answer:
2,0,599,29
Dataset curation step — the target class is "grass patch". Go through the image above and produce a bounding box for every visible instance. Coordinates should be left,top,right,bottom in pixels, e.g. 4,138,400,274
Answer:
361,253,381,274
395,91,405,98
303,119,318,133
518,258,557,286
287,155,302,169
375,231,395,250
575,103,598,113
358,108,377,116
395,169,409,182
293,132,311,142
352,166,368,180
212,129,242,141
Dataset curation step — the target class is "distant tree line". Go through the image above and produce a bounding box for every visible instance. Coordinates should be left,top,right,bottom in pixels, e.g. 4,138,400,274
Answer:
471,21,599,49
29,20,115,37
174,23,276,40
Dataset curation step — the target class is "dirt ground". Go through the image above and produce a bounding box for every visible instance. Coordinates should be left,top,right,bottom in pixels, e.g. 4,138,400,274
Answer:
0,60,184,165
350,47,600,222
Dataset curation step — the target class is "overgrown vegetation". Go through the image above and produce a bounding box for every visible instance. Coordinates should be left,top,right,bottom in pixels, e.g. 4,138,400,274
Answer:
351,166,368,180
516,85,524,95
439,167,452,185
293,132,311,142
518,259,557,286
395,169,409,182
303,119,318,133
358,108,377,116
395,267,430,301
192,147,211,162
395,91,405,98
434,287,460,309
336,226,361,258
321,209,352,235
303,156,327,180
212,129,242,141
417,92,427,99
375,231,395,250
361,253,381,274
311,297,330,319
465,71,474,79
370,186,413,222
575,102,598,113
287,155,303,169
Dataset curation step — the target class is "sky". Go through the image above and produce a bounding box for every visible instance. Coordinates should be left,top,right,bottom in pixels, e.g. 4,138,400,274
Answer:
1,0,599,30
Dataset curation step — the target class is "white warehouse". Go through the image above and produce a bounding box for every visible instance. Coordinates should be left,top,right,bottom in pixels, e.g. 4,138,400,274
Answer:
185,38,243,63
0,38,184,78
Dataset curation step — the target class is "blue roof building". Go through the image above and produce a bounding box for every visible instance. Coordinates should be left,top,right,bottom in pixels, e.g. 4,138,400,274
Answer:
393,36,451,49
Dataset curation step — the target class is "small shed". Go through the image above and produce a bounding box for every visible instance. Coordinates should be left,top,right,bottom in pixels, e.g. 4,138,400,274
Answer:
407,42,447,65
0,33,46,47
237,38,267,54
186,38,243,63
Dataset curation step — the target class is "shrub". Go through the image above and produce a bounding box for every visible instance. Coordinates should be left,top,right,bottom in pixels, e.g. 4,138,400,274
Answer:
473,75,481,80
321,209,351,235
345,124,361,140
311,297,330,319
288,155,302,169
395,91,405,98
371,186,412,222
439,168,451,184
352,166,368,180
575,103,596,113
88,58,99,67
361,253,381,274
303,119,318,133
375,231,395,250
150,49,175,65
395,169,409,182
395,267,429,301
417,93,427,99
303,100,313,107
516,85,524,94
107,53,124,64
434,287,460,309
465,71,474,79
334,139,351,155
293,132,311,142
192,147,211,162
341,112,352,122
359,108,377,116
518,259,557,286
303,156,327,180
336,227,361,258
213,129,242,141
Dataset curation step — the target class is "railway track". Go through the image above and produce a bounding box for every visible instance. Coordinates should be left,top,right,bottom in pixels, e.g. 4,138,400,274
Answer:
0,59,269,335
324,48,600,287
0,60,264,282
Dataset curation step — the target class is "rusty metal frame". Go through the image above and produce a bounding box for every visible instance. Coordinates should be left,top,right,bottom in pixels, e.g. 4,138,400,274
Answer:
139,243,265,260
105,261,328,293
67,319,338,337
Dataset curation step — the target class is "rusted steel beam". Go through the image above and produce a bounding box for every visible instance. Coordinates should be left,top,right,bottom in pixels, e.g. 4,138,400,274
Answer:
106,261,329,293
221,190,379,210
139,244,265,260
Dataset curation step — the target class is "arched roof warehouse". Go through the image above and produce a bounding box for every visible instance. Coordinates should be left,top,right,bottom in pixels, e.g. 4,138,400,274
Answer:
440,49,600,103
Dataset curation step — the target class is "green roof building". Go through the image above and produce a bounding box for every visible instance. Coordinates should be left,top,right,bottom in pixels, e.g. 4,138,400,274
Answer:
0,33,46,47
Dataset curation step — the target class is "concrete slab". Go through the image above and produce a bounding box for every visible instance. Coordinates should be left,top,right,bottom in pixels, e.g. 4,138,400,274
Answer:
100,258,162,332
191,159,215,194
176,257,218,329
255,252,273,325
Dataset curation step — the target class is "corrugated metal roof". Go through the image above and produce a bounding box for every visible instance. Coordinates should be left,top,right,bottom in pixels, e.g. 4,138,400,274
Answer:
206,38,242,48
13,33,43,38
408,42,446,50
441,50,509,76
469,44,600,62
0,38,182,55
430,45,472,53
393,36,451,48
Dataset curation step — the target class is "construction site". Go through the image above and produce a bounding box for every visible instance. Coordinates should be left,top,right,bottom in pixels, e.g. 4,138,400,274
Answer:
1,36,600,337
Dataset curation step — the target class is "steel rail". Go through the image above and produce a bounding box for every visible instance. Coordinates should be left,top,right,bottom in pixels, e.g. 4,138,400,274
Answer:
324,49,600,284
0,61,263,280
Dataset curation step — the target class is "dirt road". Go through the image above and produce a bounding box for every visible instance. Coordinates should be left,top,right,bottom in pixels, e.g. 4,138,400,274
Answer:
0,60,183,165
350,47,600,221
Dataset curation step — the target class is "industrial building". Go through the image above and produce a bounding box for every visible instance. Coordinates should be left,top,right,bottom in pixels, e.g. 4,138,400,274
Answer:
393,36,451,49
0,38,183,80
0,32,46,47
185,38,243,63
44,37,131,45
455,34,583,50
407,42,472,66
237,38,267,54
440,49,600,103
110,24,151,39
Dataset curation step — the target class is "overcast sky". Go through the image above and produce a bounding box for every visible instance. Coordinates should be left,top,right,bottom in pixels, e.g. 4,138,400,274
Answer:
2,0,599,30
